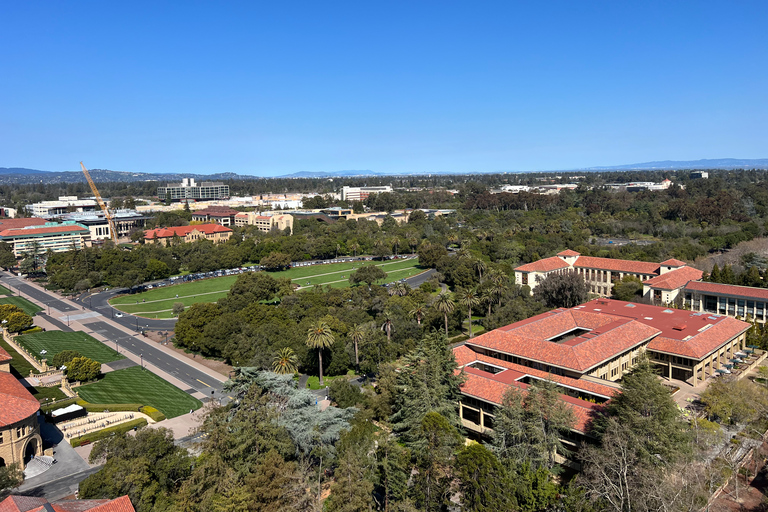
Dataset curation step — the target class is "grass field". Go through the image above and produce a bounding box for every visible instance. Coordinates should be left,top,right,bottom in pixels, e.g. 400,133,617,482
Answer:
15,331,125,364
111,258,426,319
0,284,12,296
77,366,202,418
0,296,43,316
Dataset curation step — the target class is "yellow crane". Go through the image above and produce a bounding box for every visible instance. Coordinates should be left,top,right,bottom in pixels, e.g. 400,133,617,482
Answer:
80,162,119,244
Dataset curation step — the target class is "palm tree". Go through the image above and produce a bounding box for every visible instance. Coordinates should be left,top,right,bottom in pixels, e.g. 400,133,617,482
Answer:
473,259,487,280
380,311,394,343
409,304,426,325
306,321,334,386
272,347,299,375
349,242,360,258
347,324,365,373
446,233,459,248
432,292,455,336
480,286,494,317
389,281,409,297
457,287,481,338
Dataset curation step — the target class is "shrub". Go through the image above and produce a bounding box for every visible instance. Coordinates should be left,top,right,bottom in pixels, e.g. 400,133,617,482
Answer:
52,350,83,369
75,400,143,413
6,312,33,333
139,405,166,422
21,326,43,335
328,378,367,408
70,418,148,448
66,357,101,382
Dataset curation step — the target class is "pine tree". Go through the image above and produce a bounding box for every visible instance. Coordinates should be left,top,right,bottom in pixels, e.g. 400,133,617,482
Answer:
710,263,721,283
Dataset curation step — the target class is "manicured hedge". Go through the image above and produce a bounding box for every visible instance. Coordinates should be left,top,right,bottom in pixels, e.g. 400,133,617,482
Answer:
75,399,143,413
70,418,148,448
139,405,166,422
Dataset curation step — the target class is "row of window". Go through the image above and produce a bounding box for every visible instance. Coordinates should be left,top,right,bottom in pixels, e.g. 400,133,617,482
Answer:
0,425,28,444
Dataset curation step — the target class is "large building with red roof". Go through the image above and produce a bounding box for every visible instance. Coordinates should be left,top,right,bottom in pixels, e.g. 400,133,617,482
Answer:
0,223,91,257
514,250,702,303
190,206,240,227
683,281,768,323
0,494,135,511
143,224,232,246
454,298,749,439
0,345,42,468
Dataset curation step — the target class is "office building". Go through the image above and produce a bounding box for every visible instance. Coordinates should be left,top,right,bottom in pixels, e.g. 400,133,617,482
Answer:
157,178,229,201
341,186,392,202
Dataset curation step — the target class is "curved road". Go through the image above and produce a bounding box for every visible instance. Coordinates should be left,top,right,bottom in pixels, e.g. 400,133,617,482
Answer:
75,267,437,332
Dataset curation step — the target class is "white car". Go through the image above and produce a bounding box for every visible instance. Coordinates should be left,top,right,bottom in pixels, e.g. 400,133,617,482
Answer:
115,312,123,318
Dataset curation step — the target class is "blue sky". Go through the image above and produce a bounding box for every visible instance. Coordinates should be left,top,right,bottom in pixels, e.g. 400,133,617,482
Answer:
1,1,766,176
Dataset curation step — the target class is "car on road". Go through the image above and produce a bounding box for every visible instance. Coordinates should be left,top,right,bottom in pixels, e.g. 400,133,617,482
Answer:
115,312,123,318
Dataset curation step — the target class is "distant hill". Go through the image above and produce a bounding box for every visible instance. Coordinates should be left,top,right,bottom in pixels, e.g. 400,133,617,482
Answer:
2,158,767,184
582,158,768,171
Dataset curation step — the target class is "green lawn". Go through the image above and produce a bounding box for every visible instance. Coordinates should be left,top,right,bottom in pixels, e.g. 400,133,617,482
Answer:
0,338,68,402
111,258,423,318
15,331,125,364
0,284,12,296
0,296,43,316
77,366,202,419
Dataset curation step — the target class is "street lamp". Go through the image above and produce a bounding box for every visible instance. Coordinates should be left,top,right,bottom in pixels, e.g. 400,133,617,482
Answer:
140,353,143,369
115,340,119,353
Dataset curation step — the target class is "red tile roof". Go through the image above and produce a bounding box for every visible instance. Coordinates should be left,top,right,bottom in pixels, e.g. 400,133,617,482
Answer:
0,372,39,426
144,224,232,239
643,266,703,290
0,496,135,512
0,219,47,230
572,256,660,275
575,299,750,359
192,207,239,217
466,309,659,372
459,368,601,433
660,258,687,267
0,225,88,237
0,346,12,364
515,257,570,273
684,281,768,301
0,496,48,512
557,249,581,257
453,345,619,398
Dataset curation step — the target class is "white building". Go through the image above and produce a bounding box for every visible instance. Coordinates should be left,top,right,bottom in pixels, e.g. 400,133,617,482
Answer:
25,197,98,217
341,186,393,202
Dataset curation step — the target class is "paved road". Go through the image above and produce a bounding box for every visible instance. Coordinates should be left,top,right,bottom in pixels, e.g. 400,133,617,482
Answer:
1,275,78,313
85,321,224,398
74,288,177,331
18,467,102,500
403,268,435,288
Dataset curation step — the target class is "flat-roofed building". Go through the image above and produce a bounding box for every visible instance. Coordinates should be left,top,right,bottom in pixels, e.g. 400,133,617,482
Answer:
234,212,294,233
144,224,232,246
58,210,148,241
455,299,750,441
684,281,768,323
0,222,91,257
341,186,392,202
25,196,98,217
157,178,229,201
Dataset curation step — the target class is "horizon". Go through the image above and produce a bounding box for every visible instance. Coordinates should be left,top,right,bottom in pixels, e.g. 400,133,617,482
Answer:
2,2,767,175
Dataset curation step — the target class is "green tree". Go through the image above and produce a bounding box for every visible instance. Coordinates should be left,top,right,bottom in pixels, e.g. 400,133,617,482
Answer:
5,311,32,333
593,357,691,466
533,270,588,309
431,292,455,336
412,412,462,512
456,286,481,338
172,302,185,316
146,259,171,280
349,265,387,287
52,350,83,368
347,324,366,373
455,443,516,512
271,347,299,375
66,356,101,382
80,427,192,512
417,243,448,268
709,263,721,283
0,463,22,500
325,422,377,512
612,275,644,302
260,252,292,271
0,242,16,270
306,321,334,386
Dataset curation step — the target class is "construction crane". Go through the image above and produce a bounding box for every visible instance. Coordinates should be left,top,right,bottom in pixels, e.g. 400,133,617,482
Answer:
80,162,119,244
